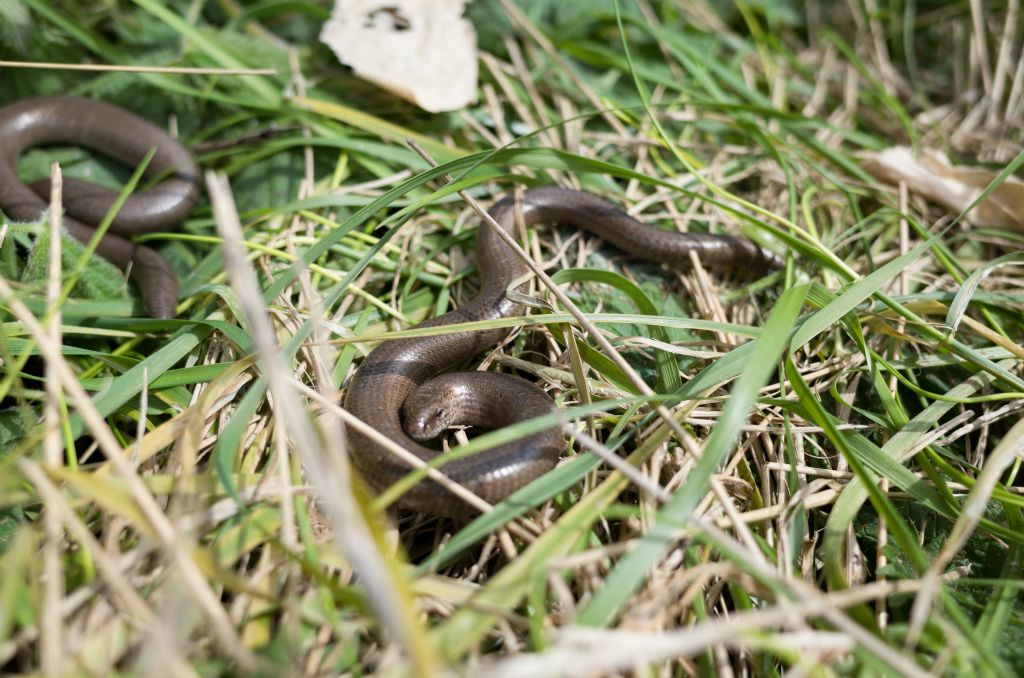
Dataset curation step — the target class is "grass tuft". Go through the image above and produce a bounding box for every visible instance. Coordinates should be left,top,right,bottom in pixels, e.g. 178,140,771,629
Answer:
1,0,1023,674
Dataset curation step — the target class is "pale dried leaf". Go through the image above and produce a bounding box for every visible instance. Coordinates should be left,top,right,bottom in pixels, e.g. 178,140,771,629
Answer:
860,146,1024,230
320,0,478,113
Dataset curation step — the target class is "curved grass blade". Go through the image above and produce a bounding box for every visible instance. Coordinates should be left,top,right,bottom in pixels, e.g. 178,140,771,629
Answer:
944,251,1024,336
552,268,682,392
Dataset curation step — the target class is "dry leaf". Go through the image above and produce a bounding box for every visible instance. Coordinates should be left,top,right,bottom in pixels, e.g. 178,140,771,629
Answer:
319,0,478,113
861,146,1024,231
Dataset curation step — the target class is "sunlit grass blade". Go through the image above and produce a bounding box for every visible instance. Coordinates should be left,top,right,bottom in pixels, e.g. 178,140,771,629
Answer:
575,284,809,627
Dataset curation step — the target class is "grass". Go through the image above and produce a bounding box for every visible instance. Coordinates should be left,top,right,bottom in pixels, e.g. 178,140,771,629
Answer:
1,0,1023,675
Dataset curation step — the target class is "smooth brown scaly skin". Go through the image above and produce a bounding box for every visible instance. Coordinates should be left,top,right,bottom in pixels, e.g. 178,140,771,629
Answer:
345,187,783,517
0,96,199,318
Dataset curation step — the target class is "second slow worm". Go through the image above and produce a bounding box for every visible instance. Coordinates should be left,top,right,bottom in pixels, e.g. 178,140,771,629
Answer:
345,187,783,517
0,96,199,318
